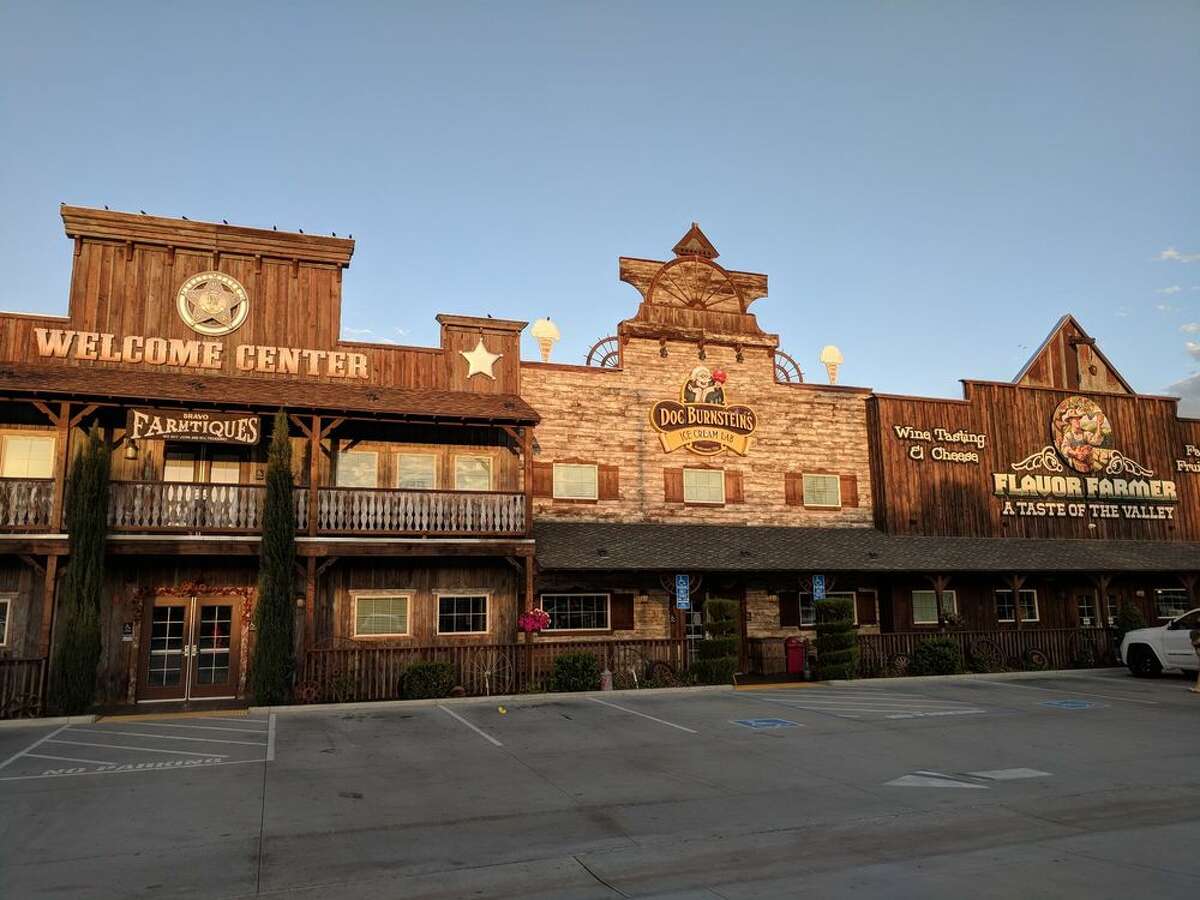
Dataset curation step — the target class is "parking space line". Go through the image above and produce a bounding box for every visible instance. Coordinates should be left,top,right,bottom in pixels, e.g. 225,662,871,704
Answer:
48,739,229,758
588,697,699,733
26,753,119,766
65,729,265,746
266,714,276,761
981,680,1159,705
438,705,503,747
124,721,268,734
0,724,69,772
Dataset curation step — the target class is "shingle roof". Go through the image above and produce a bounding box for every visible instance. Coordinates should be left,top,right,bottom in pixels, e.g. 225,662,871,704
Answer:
0,363,539,424
534,520,1200,574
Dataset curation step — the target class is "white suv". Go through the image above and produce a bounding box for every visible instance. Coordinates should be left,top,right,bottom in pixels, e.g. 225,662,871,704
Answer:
1120,608,1200,677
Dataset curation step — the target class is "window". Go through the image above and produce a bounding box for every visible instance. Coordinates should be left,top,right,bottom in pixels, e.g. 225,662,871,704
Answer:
1076,593,1097,627
336,450,379,488
913,589,958,625
353,593,410,637
1105,594,1120,625
793,591,857,627
209,454,241,484
437,594,488,634
1,435,55,478
0,597,9,646
683,468,724,504
1154,588,1192,620
541,594,609,631
396,453,437,490
454,456,493,491
163,448,197,483
802,474,841,508
552,464,598,500
994,589,1039,623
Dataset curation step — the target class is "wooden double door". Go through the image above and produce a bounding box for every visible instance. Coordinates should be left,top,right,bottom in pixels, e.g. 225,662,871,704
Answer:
140,595,243,702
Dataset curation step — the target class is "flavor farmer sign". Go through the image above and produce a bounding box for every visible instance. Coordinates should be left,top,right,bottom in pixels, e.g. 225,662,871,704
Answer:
992,396,1178,521
649,366,758,456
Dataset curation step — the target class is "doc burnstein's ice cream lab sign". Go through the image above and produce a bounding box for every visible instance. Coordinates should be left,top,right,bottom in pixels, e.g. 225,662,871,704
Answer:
649,366,758,456
992,396,1179,521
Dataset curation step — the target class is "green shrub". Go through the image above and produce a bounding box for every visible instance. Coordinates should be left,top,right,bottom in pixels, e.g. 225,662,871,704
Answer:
815,597,858,680
1113,602,1145,646
909,637,964,676
696,637,738,660
702,599,739,639
402,662,455,699
690,656,738,685
552,651,601,692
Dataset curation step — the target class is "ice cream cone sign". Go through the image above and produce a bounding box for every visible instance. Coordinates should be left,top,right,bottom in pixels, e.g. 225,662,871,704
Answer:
530,317,561,362
819,345,844,385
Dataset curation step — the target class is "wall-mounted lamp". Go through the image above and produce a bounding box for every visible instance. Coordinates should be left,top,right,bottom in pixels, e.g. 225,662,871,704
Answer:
124,439,139,461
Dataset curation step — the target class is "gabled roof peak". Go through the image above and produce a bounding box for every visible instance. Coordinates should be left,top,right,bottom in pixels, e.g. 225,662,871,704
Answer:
672,222,719,260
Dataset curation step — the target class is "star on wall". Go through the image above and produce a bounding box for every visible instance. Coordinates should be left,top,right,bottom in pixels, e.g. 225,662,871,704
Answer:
184,278,242,327
460,337,502,379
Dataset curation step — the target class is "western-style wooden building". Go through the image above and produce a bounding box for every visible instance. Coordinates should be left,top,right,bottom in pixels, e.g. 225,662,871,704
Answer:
0,209,1197,713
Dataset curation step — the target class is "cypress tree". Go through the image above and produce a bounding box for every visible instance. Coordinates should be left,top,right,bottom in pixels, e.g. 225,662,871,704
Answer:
249,410,296,705
49,425,110,715
815,597,859,680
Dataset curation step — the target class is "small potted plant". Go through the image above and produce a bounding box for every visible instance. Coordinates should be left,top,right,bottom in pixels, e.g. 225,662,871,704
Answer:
518,608,550,639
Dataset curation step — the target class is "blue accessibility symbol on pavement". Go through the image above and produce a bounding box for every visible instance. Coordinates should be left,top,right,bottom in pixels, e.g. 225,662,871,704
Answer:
733,718,800,729
1040,699,1102,710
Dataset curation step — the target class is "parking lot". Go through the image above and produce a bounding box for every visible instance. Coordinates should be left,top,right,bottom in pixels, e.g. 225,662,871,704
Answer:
2,669,1199,898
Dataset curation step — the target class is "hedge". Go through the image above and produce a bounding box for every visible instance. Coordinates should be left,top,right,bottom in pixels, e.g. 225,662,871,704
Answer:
553,651,601,692
402,662,456,699
815,597,858,680
909,638,964,676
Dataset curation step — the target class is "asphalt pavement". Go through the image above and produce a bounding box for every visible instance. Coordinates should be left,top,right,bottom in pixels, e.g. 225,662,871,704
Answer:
1,668,1198,898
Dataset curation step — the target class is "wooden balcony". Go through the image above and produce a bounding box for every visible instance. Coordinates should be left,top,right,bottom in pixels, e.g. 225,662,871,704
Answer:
0,478,55,531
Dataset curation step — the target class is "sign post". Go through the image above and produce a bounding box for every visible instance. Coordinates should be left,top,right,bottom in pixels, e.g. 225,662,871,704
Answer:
813,574,826,601
675,574,691,610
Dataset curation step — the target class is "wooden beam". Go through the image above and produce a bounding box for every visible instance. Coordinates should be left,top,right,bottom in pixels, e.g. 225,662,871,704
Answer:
319,417,345,439
18,554,45,577
38,556,59,658
49,402,71,531
31,399,62,426
925,573,952,632
303,556,317,654
289,415,313,440
68,403,99,429
523,425,533,536
308,415,320,537
1007,574,1027,630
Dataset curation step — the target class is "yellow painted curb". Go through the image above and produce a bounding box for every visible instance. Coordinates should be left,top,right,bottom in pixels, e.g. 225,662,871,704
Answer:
95,709,251,723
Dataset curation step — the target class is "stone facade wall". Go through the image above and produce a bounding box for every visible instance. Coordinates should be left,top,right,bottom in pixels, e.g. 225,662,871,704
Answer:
522,336,874,526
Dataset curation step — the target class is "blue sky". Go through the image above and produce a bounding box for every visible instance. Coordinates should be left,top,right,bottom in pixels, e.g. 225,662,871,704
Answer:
2,2,1198,410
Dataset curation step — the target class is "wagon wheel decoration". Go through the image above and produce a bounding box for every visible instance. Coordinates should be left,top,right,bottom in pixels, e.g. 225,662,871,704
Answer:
647,257,744,313
773,350,804,384
645,660,679,687
888,653,910,677
470,648,514,696
969,639,1004,673
294,681,322,705
1,692,40,719
585,336,621,368
1023,648,1050,671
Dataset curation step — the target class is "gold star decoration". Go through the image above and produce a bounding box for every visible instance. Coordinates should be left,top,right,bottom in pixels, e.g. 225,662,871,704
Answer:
460,337,502,379
184,278,242,328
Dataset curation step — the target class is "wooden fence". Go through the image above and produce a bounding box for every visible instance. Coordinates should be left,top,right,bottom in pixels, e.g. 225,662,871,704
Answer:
298,639,682,702
0,658,46,719
856,627,1115,677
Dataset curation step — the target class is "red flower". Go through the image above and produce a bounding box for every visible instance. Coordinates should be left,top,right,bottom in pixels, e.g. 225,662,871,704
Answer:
712,369,727,383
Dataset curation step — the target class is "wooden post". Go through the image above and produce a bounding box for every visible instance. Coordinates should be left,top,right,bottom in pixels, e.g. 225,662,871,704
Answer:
522,425,533,536
48,401,71,531
38,555,59,658
304,556,317,654
1090,573,1113,629
927,574,952,633
308,415,320,537
1007,574,1027,630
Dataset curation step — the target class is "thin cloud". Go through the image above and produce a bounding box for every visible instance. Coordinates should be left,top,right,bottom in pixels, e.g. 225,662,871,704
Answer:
341,326,374,336
1157,286,1183,295
1167,372,1200,417
1156,247,1200,263
1187,341,1200,360
1156,303,1179,312
1181,323,1200,334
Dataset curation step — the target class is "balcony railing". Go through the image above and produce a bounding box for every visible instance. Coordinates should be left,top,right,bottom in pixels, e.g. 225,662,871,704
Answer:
0,478,55,531
316,486,526,536
109,481,272,533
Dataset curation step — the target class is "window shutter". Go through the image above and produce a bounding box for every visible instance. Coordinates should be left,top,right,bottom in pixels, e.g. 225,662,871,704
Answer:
532,462,553,498
725,470,745,503
785,472,803,506
839,473,859,508
778,590,800,628
663,468,684,503
598,464,620,500
611,593,635,630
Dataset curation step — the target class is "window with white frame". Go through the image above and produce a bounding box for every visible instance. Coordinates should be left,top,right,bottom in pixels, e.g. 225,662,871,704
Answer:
683,468,724,504
353,593,410,637
1105,593,1120,625
995,589,1039,623
552,464,598,500
798,591,857,626
1154,588,1192,620
0,596,9,646
912,589,958,625
437,594,488,634
541,593,609,631
396,453,437,490
1,434,55,479
1076,592,1097,626
336,450,379,488
454,456,493,491
163,448,198,483
209,454,241,485
802,473,841,508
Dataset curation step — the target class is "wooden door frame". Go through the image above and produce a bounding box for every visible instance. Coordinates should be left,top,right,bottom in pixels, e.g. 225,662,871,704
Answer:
187,595,244,699
138,595,193,702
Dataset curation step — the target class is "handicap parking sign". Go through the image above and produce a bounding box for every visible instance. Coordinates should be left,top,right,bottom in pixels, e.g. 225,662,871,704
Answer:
813,574,826,600
733,718,800,729
1040,699,1103,710
675,574,690,610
